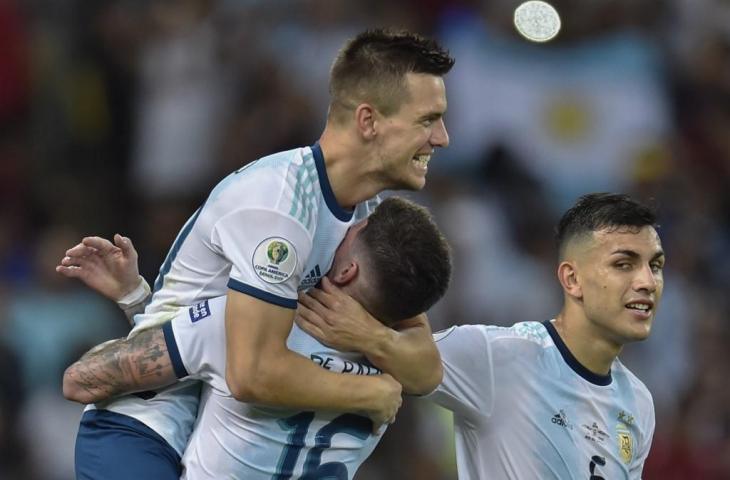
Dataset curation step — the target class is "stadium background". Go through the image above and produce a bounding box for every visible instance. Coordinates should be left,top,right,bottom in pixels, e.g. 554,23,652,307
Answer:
1,0,729,478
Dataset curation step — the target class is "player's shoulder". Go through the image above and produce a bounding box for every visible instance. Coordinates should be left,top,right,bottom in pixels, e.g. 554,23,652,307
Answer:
434,321,552,348
612,358,654,407
213,146,311,200
203,145,324,219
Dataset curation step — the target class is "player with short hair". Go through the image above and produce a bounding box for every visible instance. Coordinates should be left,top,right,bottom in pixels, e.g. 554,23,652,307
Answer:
63,196,452,479
58,29,454,479
298,192,661,479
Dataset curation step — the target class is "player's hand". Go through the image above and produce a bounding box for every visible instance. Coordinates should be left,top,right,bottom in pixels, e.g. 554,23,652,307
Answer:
56,234,141,301
366,373,402,433
295,277,386,353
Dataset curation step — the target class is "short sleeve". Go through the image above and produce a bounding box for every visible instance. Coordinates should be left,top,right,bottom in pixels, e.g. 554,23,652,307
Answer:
163,296,229,393
211,208,312,309
427,324,495,422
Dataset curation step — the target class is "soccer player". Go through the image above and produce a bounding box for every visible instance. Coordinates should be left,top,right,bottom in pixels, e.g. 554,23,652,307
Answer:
298,193,662,479
57,29,454,479
63,196,452,479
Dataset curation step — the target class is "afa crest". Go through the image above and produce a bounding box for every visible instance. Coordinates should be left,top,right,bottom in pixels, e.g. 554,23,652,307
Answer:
616,422,633,465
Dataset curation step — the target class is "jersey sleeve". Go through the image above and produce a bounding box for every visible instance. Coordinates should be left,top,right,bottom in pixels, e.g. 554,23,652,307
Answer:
211,208,312,309
427,324,495,422
162,296,229,393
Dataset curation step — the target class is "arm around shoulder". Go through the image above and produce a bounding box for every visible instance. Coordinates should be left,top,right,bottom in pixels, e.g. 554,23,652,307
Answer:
366,314,443,395
62,326,177,404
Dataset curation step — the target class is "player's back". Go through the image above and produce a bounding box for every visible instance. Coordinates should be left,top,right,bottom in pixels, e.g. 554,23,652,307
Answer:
166,296,382,479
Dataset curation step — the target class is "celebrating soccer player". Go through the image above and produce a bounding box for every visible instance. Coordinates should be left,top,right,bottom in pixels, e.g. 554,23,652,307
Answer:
57,29,454,479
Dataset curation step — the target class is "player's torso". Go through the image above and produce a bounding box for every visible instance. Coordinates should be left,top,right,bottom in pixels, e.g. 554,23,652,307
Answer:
94,144,378,455
182,325,382,480
461,322,650,480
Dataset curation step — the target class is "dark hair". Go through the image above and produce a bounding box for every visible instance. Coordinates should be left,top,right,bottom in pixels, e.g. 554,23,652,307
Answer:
556,193,658,258
356,196,451,324
329,29,454,121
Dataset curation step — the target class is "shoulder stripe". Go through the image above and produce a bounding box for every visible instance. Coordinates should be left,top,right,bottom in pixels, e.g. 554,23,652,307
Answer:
288,152,318,230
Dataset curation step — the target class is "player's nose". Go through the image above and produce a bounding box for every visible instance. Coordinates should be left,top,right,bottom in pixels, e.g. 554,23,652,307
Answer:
430,118,449,148
633,263,657,293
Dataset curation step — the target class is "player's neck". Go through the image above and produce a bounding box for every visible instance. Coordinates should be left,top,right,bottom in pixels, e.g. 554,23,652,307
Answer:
552,310,622,376
318,132,388,209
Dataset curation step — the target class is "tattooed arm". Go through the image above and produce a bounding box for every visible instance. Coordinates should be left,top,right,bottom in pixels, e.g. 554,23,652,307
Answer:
63,326,177,404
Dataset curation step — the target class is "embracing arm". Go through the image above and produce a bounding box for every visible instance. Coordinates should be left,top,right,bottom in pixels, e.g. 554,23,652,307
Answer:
359,314,442,395
224,289,402,430
63,326,176,404
295,277,442,395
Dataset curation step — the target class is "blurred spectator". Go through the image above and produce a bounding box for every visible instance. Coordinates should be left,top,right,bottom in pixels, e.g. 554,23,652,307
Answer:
1,225,127,391
0,341,33,479
131,0,233,200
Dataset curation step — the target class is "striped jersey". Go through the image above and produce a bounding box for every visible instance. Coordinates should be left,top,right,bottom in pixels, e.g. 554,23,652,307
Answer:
163,295,382,479
89,144,379,455
429,321,655,480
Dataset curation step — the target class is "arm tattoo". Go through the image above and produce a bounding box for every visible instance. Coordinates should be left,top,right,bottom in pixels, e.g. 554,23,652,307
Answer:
65,327,177,403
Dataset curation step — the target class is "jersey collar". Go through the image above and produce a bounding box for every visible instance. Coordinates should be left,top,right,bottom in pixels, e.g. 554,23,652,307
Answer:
311,142,354,221
543,320,613,386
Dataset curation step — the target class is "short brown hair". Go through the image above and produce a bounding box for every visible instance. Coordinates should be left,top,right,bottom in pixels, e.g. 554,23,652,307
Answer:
355,196,451,324
329,29,454,122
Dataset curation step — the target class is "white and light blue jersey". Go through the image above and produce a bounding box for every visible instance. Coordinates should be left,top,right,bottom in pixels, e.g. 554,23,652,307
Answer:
162,295,383,479
429,321,655,480
89,144,379,456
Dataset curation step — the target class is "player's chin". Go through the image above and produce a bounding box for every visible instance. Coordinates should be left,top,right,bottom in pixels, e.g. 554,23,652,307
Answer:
624,319,653,343
394,174,427,191
404,166,428,190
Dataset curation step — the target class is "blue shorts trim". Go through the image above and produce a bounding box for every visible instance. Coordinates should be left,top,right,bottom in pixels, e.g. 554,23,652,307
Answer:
75,409,181,480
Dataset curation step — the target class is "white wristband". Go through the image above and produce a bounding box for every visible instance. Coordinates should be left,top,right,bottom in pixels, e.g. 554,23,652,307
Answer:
117,276,151,309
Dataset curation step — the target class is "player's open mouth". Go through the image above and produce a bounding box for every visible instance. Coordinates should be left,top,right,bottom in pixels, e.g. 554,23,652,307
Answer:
626,301,653,317
412,154,431,169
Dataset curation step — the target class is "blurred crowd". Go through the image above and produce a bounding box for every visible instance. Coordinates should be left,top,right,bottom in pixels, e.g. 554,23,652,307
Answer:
1,0,729,478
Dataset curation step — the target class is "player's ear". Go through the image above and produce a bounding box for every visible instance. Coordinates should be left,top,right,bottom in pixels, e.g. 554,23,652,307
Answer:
331,261,359,286
355,103,377,140
557,261,582,299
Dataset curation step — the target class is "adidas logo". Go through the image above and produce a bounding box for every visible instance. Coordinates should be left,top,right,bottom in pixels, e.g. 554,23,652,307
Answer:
300,265,322,288
551,410,572,429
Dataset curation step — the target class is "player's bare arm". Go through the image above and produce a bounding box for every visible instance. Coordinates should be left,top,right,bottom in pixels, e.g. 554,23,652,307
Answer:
295,277,442,395
224,289,402,431
63,327,176,404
